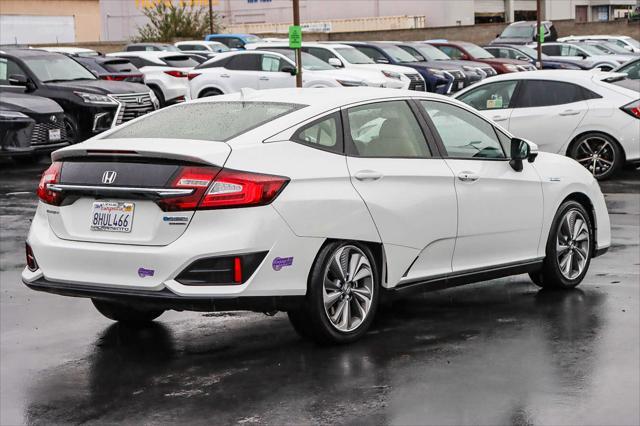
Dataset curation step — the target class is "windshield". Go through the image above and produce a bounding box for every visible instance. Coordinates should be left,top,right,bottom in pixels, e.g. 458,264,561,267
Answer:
106,102,305,142
209,43,229,53
626,38,640,48
380,45,419,63
461,43,495,59
599,42,633,55
244,35,262,44
335,47,374,64
500,25,534,38
577,44,607,56
412,44,451,60
618,60,640,79
269,49,334,70
24,55,96,82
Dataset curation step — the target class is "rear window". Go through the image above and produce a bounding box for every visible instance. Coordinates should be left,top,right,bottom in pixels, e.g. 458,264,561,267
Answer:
162,55,200,68
102,59,139,73
106,101,305,142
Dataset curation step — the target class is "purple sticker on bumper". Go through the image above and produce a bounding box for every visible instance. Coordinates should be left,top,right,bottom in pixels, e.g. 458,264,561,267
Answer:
272,257,294,271
138,267,155,278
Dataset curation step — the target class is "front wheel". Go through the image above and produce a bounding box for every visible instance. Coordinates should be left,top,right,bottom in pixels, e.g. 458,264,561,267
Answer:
288,242,379,344
63,114,79,144
529,201,593,289
569,133,622,180
92,299,164,323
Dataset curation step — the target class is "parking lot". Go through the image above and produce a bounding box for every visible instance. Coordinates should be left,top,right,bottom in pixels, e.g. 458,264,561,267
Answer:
1,159,638,425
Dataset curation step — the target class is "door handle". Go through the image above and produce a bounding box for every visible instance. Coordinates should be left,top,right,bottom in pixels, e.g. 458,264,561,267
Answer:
259,76,269,81
559,109,580,116
457,171,479,182
354,170,383,181
220,74,230,78
492,115,508,122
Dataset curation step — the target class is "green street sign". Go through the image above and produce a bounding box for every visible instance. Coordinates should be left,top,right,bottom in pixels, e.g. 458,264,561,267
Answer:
289,25,302,49
539,26,545,43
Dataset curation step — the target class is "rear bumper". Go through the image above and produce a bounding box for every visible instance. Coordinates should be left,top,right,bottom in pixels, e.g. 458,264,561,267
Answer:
23,276,304,312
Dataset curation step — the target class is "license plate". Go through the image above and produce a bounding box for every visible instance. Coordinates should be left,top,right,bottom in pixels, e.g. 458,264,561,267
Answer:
49,129,61,142
457,82,464,90
90,202,135,233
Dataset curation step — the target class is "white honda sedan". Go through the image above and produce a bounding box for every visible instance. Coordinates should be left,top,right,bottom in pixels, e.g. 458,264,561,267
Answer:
455,70,640,180
24,88,610,344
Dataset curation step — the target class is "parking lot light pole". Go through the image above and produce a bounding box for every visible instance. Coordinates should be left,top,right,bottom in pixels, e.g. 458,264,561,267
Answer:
536,0,543,69
208,0,214,35
292,0,302,87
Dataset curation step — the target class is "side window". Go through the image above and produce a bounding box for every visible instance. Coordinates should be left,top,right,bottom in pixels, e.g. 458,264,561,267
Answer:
541,45,560,56
226,54,260,71
439,46,463,59
457,80,519,111
227,38,244,49
304,47,337,63
192,45,207,51
0,58,7,84
126,57,144,68
292,113,342,153
400,46,425,61
484,47,499,57
260,55,280,72
515,80,586,108
346,101,431,158
354,46,387,63
420,101,506,159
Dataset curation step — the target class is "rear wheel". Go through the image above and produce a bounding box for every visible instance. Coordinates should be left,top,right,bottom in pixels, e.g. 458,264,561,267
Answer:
288,241,379,344
569,133,622,180
92,299,164,323
529,200,593,289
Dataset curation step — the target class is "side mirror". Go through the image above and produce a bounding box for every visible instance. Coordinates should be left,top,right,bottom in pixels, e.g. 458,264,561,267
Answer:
509,137,538,171
8,74,27,86
516,55,529,61
281,66,297,76
375,58,390,64
327,57,343,67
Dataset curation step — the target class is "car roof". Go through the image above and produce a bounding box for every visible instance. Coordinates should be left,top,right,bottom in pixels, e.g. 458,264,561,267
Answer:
110,51,190,59
208,34,256,38
470,69,624,83
247,42,353,50
38,46,97,54
0,48,61,57
508,20,552,27
127,42,172,47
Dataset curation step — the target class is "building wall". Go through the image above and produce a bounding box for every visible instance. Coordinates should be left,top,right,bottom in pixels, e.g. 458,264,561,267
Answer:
0,0,101,43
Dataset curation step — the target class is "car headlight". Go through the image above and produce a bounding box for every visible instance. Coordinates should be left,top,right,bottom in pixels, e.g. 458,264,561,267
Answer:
337,79,367,87
504,64,519,72
427,68,446,78
0,110,29,120
74,91,118,105
381,70,402,80
149,90,160,109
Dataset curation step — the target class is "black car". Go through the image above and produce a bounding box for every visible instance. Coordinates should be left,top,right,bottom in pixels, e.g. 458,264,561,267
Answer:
491,20,558,45
0,92,68,160
484,44,589,70
72,56,145,83
0,49,157,143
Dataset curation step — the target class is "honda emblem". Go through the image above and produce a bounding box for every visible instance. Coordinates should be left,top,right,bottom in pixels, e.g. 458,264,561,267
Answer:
101,171,117,184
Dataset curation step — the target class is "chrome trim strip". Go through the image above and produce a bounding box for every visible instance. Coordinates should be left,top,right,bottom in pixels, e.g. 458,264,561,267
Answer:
47,184,193,198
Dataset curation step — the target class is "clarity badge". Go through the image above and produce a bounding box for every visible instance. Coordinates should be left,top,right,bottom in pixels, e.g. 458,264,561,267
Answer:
272,257,294,271
138,267,155,278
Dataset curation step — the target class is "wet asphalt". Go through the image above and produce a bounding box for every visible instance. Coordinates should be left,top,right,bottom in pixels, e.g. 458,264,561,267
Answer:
0,160,638,425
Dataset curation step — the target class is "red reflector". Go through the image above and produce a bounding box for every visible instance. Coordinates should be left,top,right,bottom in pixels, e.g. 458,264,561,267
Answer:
37,162,62,206
26,243,38,272
233,257,242,283
188,72,201,81
199,168,289,210
86,149,139,155
164,70,188,78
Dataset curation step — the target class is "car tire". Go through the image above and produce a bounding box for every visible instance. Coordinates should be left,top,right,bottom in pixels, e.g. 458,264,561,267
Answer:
529,200,593,289
569,133,623,180
92,299,164,323
63,114,80,144
288,241,380,344
199,88,223,98
150,86,166,108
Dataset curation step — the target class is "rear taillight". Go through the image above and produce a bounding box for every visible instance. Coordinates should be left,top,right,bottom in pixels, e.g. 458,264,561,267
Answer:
199,168,289,210
188,72,201,81
102,74,144,82
26,243,38,272
37,162,62,206
621,100,640,119
164,70,188,78
158,167,289,212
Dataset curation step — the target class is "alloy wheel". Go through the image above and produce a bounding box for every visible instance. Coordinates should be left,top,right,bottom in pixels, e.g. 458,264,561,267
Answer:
556,209,590,280
322,245,374,333
574,137,615,178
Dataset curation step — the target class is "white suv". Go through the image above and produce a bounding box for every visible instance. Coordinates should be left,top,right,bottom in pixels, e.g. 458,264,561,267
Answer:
558,35,640,53
107,51,199,106
247,42,425,90
174,40,229,58
188,50,375,98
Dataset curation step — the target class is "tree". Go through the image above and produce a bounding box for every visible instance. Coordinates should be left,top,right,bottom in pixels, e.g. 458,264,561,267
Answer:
135,0,223,42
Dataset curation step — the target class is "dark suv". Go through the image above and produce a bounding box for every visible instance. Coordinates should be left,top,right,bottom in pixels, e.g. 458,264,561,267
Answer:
0,49,156,143
491,21,558,45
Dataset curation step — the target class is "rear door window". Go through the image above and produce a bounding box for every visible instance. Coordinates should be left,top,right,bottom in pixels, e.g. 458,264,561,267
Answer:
226,54,261,71
515,80,587,107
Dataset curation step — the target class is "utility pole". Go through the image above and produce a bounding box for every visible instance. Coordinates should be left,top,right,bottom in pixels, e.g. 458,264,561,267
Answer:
292,0,302,87
536,0,543,69
208,0,214,35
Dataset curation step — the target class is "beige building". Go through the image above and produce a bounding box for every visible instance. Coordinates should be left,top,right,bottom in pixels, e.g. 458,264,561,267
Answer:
0,0,101,44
